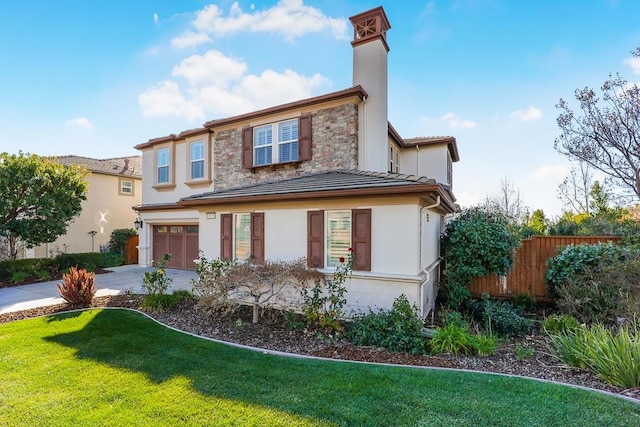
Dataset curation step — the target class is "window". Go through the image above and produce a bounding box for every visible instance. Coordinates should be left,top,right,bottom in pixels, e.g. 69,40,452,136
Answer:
220,212,264,262
157,147,170,184
190,140,205,180
389,145,399,173
119,178,133,196
253,119,298,166
243,115,312,168
307,209,371,271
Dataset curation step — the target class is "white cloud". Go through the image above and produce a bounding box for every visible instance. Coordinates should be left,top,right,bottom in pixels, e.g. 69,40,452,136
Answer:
138,80,204,121
530,163,571,180
624,56,640,74
65,117,93,130
440,112,477,128
172,50,247,86
510,106,542,122
172,0,348,47
153,13,158,24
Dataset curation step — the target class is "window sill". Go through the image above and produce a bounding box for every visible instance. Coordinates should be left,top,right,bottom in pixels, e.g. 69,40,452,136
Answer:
185,179,212,188
152,183,177,191
249,160,301,172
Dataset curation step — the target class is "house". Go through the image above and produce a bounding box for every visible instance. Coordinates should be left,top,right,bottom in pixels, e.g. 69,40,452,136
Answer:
133,6,459,317
30,155,142,257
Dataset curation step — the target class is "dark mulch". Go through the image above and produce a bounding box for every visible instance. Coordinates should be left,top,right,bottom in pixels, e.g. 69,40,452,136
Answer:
1,294,638,402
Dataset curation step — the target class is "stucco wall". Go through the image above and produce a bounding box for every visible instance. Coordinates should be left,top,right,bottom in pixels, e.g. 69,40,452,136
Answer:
34,173,141,257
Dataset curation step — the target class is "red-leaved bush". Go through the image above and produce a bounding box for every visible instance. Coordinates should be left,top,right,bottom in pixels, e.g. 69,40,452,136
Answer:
57,266,96,307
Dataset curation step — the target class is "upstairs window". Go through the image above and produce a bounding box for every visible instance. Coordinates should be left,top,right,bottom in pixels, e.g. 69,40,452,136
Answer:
242,115,312,169
190,140,205,180
157,147,170,184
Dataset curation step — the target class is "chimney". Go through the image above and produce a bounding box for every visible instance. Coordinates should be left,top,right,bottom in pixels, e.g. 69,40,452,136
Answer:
350,6,391,173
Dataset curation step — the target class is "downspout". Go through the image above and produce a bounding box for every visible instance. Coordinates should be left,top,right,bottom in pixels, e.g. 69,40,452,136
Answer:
418,194,441,317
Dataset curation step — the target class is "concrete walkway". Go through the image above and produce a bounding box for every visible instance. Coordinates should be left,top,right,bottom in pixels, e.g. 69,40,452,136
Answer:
0,265,197,314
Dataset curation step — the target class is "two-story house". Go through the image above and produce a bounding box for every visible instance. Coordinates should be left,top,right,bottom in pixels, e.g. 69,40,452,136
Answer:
31,155,142,257
134,7,459,317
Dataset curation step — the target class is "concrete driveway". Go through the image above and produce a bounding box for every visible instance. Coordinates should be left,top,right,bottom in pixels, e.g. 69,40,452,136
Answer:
0,265,197,314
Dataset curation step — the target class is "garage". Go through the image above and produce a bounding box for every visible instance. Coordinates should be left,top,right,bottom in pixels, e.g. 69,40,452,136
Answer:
152,225,199,270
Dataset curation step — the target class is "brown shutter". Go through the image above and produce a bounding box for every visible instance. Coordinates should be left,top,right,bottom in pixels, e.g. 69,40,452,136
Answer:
352,209,371,271
298,115,312,161
242,127,253,169
307,210,324,267
250,212,265,264
220,213,233,261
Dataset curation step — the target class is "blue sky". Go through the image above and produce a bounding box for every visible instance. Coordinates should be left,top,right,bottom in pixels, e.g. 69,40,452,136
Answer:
1,0,639,216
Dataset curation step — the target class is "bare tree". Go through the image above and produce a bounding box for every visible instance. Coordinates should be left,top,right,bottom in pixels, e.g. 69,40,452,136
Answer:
555,47,640,202
557,161,594,214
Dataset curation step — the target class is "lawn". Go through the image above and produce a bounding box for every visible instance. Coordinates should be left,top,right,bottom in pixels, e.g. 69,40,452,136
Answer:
0,309,638,426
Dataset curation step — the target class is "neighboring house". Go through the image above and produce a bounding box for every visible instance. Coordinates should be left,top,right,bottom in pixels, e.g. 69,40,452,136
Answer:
134,7,459,317
31,155,142,258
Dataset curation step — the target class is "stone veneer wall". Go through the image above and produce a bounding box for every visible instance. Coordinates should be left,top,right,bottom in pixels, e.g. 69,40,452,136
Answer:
213,102,359,191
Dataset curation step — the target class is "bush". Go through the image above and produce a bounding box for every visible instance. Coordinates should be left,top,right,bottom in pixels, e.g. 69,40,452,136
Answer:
429,323,496,356
54,252,104,272
547,323,640,388
471,296,533,337
441,207,520,309
56,267,96,307
347,295,426,354
142,289,196,312
101,252,124,268
541,314,580,335
108,228,137,255
142,253,172,295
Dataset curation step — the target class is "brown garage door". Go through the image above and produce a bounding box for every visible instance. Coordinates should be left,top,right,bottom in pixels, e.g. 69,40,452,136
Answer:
152,225,199,270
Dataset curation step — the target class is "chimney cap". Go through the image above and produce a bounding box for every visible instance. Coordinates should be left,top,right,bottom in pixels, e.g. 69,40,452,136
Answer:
349,6,391,51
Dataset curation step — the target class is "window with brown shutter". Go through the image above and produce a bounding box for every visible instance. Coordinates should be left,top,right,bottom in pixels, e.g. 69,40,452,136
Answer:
351,209,371,271
220,213,233,261
242,127,253,169
307,210,324,267
251,212,265,263
298,114,312,161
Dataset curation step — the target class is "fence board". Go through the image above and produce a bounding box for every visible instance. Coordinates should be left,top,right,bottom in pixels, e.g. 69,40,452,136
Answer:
124,235,139,265
468,235,622,300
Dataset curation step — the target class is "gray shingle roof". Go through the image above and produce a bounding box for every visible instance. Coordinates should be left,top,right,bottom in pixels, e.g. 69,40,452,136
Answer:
54,155,142,178
181,169,440,203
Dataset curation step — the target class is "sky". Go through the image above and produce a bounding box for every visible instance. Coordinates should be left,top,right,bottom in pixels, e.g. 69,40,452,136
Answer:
1,0,639,217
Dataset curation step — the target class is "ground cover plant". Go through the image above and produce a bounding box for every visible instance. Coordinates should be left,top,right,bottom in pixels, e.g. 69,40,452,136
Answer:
1,309,638,426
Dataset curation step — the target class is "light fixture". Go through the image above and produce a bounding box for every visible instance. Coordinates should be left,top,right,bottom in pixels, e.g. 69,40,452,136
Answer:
134,217,143,230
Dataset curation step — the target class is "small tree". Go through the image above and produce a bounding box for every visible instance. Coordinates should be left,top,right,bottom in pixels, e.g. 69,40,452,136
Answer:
441,207,520,308
0,152,88,259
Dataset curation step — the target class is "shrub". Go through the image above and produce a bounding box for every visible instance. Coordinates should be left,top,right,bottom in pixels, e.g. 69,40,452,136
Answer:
429,323,496,356
547,323,640,388
541,314,580,335
142,253,172,295
471,296,533,337
347,294,426,354
101,252,124,268
56,267,96,307
108,228,137,254
142,289,196,312
441,207,520,309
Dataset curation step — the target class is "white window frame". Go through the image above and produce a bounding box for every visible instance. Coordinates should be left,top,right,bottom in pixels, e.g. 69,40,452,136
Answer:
157,147,170,184
325,210,351,268
253,119,298,166
233,213,251,261
190,140,205,180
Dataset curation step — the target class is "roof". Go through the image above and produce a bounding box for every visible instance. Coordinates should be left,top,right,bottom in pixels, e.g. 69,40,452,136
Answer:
54,155,142,178
174,169,456,212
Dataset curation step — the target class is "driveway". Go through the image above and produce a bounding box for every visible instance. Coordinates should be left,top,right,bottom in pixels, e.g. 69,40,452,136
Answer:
0,265,197,314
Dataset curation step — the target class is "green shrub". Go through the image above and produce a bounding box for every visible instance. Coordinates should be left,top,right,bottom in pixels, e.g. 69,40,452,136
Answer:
101,252,124,268
347,295,426,354
56,267,96,307
548,323,640,388
429,323,496,356
142,289,196,312
54,252,104,272
471,296,533,337
541,314,580,335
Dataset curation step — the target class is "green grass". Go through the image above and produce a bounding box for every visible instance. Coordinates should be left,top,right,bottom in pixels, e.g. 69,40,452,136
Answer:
0,309,638,426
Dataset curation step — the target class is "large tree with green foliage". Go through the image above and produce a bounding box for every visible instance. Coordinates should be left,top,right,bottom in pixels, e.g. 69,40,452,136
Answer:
555,47,640,202
0,153,88,259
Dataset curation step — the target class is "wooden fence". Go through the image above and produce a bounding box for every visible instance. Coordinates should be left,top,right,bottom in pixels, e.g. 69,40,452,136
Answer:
124,235,139,265
468,235,622,300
